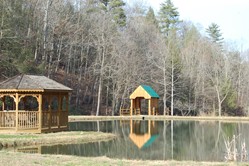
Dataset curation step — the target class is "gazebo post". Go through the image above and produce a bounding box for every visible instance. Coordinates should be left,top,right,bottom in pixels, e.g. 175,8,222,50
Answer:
148,99,151,116
58,94,62,129
48,94,52,131
134,99,136,115
38,94,42,133
66,94,69,127
130,99,133,116
15,93,19,131
2,96,5,111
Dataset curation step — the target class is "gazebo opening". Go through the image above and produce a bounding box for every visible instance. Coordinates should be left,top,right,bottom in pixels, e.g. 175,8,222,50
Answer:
1,96,15,111
19,96,39,111
51,96,59,111
140,98,148,115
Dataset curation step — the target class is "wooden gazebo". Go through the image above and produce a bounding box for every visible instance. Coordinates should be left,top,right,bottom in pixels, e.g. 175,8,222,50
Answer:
0,74,72,133
130,85,159,115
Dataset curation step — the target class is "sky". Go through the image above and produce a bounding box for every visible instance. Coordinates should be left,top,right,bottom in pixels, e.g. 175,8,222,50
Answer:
126,0,249,51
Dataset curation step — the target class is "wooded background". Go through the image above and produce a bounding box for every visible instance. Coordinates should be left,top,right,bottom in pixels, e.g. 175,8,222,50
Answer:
0,0,249,116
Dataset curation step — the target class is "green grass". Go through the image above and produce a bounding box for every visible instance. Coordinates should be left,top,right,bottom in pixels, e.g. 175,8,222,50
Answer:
1,151,248,166
0,131,116,148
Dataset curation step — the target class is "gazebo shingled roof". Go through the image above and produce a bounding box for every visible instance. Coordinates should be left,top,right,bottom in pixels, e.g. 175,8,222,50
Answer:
0,74,72,92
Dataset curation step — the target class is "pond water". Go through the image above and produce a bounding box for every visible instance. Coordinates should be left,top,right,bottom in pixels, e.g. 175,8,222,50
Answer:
18,120,249,161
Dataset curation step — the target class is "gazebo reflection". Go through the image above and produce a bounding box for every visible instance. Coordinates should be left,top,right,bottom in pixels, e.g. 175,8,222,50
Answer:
129,120,158,149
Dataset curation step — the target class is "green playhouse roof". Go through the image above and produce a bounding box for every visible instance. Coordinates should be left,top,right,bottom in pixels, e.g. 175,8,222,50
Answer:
141,85,159,98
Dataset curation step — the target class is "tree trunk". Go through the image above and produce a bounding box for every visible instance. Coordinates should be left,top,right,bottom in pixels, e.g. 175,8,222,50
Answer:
55,37,63,72
163,67,167,115
171,57,174,116
96,46,106,116
66,45,72,74
96,76,102,116
0,1,4,40
42,0,51,63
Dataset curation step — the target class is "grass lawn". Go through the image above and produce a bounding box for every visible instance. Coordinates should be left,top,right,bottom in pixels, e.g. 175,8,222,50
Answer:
0,151,247,166
0,131,116,148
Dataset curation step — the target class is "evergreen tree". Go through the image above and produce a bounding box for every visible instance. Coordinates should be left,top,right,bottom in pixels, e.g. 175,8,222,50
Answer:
206,23,224,44
100,0,126,27
158,0,181,116
110,0,126,27
146,7,158,27
158,0,180,37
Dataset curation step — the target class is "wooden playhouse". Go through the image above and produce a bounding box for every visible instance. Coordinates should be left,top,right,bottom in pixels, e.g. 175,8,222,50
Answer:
120,85,159,116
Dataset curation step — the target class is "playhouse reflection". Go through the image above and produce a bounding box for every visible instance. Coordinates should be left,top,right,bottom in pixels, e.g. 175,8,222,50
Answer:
129,120,159,149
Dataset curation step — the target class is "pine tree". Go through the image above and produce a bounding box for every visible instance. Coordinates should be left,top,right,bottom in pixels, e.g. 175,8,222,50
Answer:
158,0,180,37
158,0,181,116
206,23,224,44
146,7,158,27
100,0,126,27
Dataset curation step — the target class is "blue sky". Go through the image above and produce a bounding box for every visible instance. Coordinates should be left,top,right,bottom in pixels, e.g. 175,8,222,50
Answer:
126,0,249,51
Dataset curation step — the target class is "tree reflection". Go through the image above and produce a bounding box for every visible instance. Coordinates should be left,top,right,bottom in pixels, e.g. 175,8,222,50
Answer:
13,120,249,162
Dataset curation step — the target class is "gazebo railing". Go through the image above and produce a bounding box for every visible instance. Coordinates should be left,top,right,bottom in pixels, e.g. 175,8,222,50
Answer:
0,110,67,130
0,111,39,129
18,111,39,128
0,111,16,128
120,108,130,116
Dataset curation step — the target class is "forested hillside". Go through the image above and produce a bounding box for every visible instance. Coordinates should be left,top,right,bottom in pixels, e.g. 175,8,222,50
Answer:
1,0,249,116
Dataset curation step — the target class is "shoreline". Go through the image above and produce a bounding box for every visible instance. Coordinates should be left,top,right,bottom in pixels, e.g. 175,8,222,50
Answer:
69,115,249,123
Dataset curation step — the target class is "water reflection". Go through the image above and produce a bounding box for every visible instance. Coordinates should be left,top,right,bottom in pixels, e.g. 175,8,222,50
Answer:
129,120,158,149
14,120,249,162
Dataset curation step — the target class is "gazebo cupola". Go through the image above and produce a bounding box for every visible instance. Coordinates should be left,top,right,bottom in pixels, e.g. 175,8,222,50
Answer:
0,74,72,133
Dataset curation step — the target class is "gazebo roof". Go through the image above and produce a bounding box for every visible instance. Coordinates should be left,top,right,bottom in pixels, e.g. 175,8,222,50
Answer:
130,85,159,99
0,74,72,92
140,85,159,98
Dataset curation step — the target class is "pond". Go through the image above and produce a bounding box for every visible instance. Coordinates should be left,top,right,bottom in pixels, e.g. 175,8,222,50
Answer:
17,120,249,162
